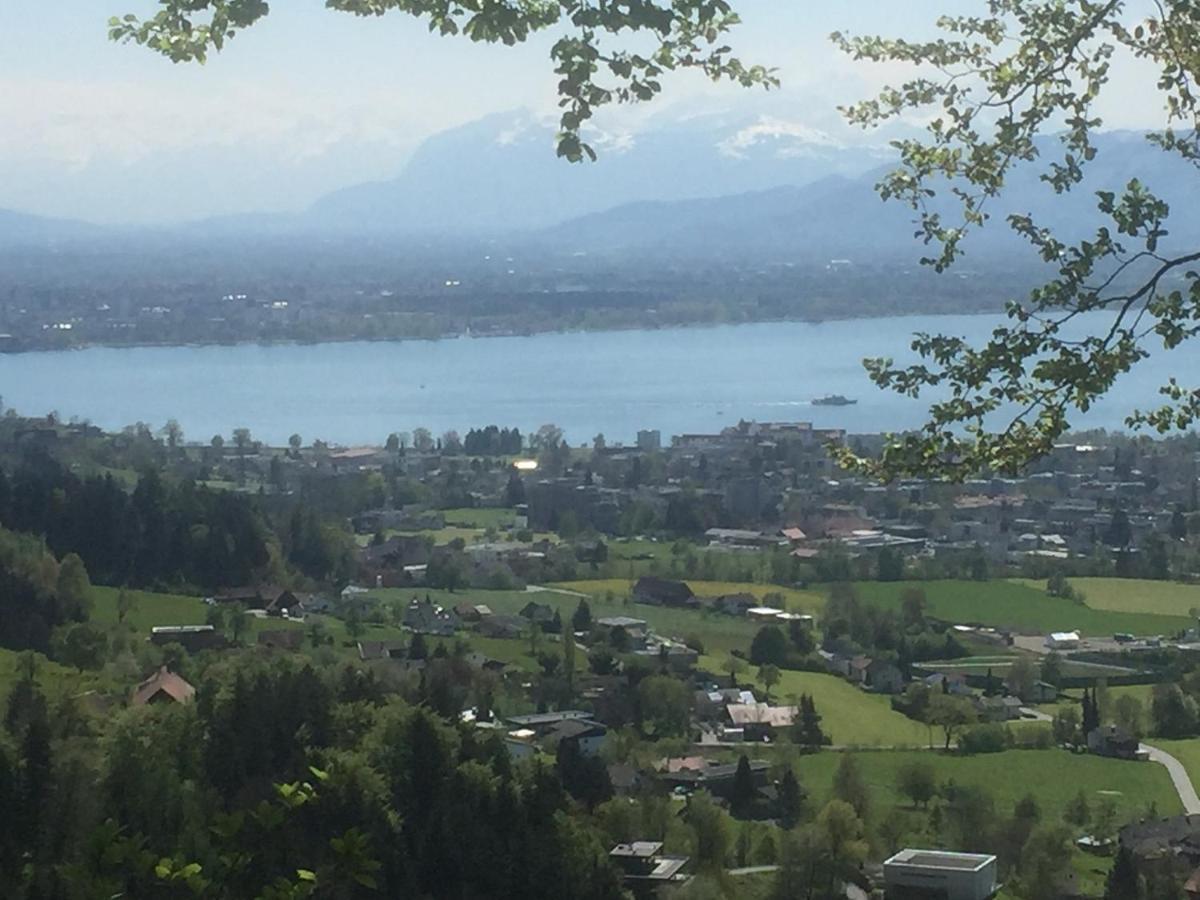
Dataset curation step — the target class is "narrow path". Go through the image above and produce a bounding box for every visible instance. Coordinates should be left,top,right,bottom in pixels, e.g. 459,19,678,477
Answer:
728,866,779,877
1141,744,1200,814
526,585,589,599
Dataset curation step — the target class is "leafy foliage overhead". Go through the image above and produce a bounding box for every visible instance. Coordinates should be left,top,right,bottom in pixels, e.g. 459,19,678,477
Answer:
831,1,1200,479
109,0,776,161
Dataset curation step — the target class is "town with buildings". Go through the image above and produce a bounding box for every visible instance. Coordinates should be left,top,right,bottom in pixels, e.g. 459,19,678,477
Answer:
5,407,1200,898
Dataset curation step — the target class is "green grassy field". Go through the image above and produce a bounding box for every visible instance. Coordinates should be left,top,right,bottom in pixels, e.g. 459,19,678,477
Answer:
441,508,518,529
798,748,1182,821
548,580,823,655
90,586,209,632
696,653,935,748
1015,577,1200,618
854,580,1191,636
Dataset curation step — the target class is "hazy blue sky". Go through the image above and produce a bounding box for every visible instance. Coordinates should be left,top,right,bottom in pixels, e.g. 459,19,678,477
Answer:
0,1,1166,223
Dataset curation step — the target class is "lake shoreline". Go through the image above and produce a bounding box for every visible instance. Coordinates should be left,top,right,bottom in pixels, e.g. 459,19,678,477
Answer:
0,306,1011,357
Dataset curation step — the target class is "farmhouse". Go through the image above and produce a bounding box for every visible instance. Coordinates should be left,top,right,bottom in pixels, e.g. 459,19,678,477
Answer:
726,703,798,741
131,667,196,707
632,576,698,608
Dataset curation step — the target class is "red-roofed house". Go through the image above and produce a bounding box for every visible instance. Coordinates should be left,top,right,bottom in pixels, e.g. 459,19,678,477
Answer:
131,667,196,706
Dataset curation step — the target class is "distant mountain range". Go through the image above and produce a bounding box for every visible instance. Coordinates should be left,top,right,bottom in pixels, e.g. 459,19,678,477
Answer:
303,109,895,234
2,116,1197,270
538,131,1200,264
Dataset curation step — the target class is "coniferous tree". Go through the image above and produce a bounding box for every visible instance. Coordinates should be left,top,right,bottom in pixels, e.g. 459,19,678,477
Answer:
730,754,757,818
1104,845,1141,900
778,768,804,830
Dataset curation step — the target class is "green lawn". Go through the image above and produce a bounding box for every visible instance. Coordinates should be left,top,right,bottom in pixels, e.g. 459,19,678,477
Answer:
854,580,1191,636
1016,577,1200,618
91,586,209,632
695,656,932,748
798,748,1182,821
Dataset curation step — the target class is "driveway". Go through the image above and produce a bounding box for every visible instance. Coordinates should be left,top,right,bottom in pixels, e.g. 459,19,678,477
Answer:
1142,743,1200,814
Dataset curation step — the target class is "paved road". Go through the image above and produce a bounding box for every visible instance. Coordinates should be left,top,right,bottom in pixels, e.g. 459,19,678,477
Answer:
1142,743,1200,814
1019,707,1053,722
728,866,779,877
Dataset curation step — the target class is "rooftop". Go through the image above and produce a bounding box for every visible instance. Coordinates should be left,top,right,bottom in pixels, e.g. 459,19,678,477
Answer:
885,849,996,872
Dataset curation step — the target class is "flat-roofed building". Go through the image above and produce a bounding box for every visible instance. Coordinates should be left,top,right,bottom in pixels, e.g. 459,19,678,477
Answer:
610,842,689,896
883,849,998,900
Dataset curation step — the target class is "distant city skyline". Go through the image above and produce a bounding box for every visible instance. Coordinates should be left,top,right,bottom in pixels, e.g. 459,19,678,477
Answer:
0,0,1171,224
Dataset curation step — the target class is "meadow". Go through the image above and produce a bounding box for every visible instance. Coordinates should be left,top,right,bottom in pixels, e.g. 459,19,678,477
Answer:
734,663,934,748
1015,577,1200,618
798,748,1182,821
854,579,1191,636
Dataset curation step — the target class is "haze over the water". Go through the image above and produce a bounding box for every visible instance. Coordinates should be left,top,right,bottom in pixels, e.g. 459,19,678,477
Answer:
0,0,1169,224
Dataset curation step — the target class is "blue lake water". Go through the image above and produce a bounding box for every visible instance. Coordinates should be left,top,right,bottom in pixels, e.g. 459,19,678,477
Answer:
0,316,1191,445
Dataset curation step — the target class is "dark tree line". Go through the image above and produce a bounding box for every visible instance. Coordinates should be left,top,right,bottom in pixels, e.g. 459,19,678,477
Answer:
462,426,524,456
0,453,272,589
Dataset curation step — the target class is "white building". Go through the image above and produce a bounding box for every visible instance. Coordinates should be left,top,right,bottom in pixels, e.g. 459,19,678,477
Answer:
1046,630,1081,650
883,849,998,900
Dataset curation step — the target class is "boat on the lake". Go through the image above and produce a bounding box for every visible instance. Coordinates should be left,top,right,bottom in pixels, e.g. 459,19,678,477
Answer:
812,394,858,406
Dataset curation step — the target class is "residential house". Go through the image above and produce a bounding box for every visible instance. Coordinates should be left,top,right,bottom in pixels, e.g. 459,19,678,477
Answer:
780,527,807,545
866,660,906,694
694,688,757,720
711,593,758,617
656,757,770,800
1120,814,1200,864
725,703,798,741
847,656,873,686
1030,681,1059,703
131,667,196,706
609,842,690,896
478,615,528,639
506,710,594,736
454,602,493,623
975,695,1025,722
519,601,558,631
595,616,649,642
819,650,852,678
403,599,459,636
543,719,608,758
1088,725,1144,761
924,672,972,696
633,638,699,671
632,576,698,609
